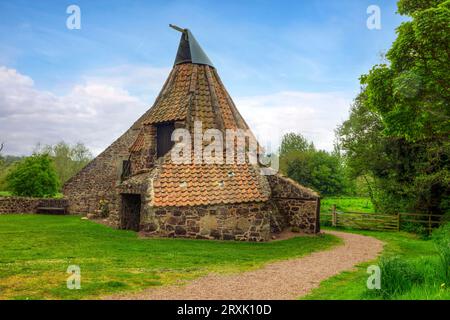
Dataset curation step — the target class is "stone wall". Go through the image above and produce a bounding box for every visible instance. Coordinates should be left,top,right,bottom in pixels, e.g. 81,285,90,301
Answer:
271,198,318,233
268,174,318,200
140,201,275,241
63,109,155,225
267,174,320,234
0,197,68,214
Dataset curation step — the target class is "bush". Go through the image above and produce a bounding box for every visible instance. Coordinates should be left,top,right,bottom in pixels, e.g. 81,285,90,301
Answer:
401,221,429,238
370,257,424,299
6,154,59,197
432,223,450,284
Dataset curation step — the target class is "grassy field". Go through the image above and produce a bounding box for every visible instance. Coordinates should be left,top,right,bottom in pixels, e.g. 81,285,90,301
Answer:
0,214,341,300
302,226,450,300
321,197,375,213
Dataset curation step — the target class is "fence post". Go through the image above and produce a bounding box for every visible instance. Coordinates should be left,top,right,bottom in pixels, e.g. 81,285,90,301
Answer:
397,213,401,231
332,204,337,227
428,214,432,234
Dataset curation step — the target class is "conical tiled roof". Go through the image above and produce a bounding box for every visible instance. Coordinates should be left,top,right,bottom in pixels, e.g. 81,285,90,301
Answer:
143,63,250,131
127,27,270,207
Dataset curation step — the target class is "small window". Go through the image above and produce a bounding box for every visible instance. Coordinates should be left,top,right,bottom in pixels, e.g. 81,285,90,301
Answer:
121,160,131,181
156,122,175,158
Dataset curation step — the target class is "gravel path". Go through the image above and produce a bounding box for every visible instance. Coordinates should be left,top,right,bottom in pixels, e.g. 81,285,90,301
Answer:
107,231,383,300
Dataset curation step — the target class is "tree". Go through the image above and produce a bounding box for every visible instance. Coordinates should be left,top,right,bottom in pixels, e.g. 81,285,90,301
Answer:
0,142,4,167
279,133,314,156
279,133,349,196
6,154,59,197
0,143,24,192
338,0,450,214
35,141,92,185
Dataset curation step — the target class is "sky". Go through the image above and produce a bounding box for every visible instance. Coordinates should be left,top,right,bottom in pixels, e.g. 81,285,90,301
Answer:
0,0,407,156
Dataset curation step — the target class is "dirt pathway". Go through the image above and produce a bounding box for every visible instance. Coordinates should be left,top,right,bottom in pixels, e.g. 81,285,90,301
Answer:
107,231,383,300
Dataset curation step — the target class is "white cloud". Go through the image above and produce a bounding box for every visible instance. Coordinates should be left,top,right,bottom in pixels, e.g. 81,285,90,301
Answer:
0,66,351,157
0,66,154,155
236,91,352,152
82,65,171,101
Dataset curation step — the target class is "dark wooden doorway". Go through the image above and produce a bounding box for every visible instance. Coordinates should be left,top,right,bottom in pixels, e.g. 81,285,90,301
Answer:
120,194,141,231
156,122,175,158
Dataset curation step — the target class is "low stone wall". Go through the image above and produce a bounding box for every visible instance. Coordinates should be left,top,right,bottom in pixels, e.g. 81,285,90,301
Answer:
267,174,320,234
140,201,275,241
0,197,68,214
272,198,318,233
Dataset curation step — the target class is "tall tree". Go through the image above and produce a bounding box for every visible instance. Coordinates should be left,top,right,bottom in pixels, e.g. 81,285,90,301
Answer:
36,142,93,185
279,133,314,156
339,0,450,214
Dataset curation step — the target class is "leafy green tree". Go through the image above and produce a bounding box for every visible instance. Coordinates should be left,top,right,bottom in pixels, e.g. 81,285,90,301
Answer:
35,141,92,185
6,154,59,197
0,143,4,169
279,133,314,156
279,133,349,196
283,150,347,196
338,0,450,214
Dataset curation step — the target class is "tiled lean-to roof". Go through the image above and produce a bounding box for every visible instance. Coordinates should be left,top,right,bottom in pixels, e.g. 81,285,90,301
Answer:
151,154,271,207
129,128,146,153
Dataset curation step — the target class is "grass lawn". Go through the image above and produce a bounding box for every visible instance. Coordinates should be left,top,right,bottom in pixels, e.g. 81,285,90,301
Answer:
302,227,450,300
0,214,341,300
321,197,375,213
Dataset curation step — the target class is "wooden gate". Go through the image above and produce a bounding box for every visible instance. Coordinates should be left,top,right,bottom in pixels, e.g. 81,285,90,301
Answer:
321,205,445,232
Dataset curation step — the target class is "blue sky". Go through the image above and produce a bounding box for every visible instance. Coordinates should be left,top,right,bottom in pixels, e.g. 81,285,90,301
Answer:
0,0,407,155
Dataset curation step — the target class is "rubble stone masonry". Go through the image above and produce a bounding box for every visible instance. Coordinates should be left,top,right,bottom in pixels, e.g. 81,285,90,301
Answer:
63,110,153,224
140,201,274,241
0,197,68,214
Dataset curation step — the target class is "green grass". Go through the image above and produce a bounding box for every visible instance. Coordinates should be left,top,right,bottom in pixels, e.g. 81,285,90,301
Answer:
321,197,375,213
302,227,450,300
0,214,341,300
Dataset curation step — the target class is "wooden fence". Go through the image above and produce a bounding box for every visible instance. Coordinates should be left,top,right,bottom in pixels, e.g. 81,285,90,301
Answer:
321,205,445,233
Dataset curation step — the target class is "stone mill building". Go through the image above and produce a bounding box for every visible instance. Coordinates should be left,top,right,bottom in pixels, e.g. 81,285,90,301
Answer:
63,26,320,241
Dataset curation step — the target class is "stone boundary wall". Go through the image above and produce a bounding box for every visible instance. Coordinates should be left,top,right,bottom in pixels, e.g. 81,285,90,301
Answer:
0,197,68,214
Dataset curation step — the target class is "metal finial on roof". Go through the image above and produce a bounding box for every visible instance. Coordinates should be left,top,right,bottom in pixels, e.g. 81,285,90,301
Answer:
170,24,214,67
169,24,186,33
